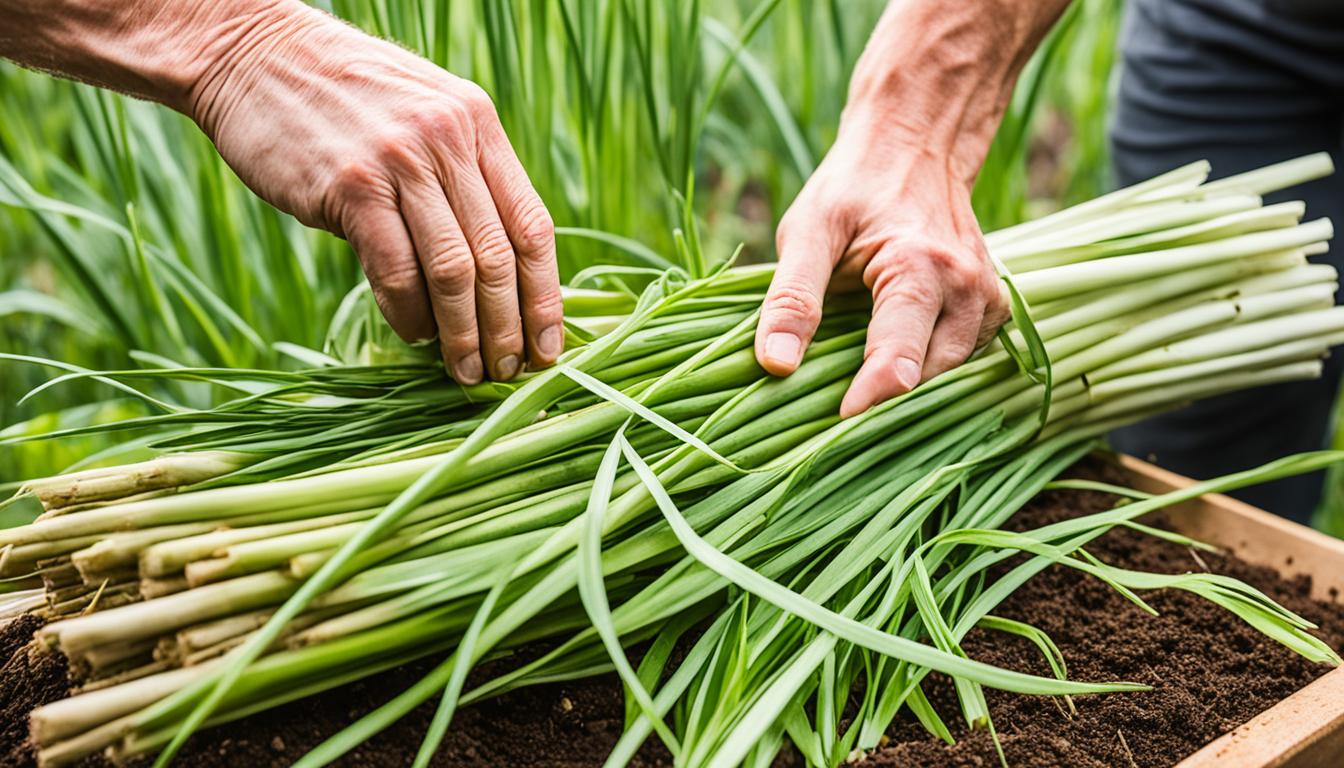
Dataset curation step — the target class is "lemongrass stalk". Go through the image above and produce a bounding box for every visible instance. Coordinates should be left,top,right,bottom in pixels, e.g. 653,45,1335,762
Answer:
135,510,378,580
1025,250,1310,325
64,495,402,583
44,577,128,606
1015,219,1332,303
1091,306,1344,381
139,576,187,599
43,596,545,763
976,260,1330,396
985,160,1212,249
0,491,398,550
1,534,104,572
1089,335,1343,400
0,400,634,548
1044,284,1332,384
81,637,158,673
286,442,703,582
0,588,46,617
1186,151,1333,200
176,610,285,655
1002,200,1306,272
992,194,1264,266
19,452,251,512
174,605,346,663
41,571,299,655
309,530,556,610
197,491,578,586
75,510,374,580
45,589,140,618
33,664,214,747
1063,361,1323,437
289,589,477,648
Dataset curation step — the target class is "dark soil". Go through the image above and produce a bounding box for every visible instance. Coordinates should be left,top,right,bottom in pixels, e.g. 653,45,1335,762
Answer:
3,459,1343,768
1,615,71,768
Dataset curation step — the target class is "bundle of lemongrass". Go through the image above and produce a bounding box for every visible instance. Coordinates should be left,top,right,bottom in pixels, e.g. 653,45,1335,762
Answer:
2,154,1343,768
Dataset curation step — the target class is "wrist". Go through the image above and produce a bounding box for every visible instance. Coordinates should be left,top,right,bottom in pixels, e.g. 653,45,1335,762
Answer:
179,0,332,131
2,0,309,115
841,0,1065,184
832,97,986,194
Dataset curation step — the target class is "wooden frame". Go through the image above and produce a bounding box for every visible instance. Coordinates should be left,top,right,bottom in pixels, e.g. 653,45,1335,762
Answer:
1115,456,1344,768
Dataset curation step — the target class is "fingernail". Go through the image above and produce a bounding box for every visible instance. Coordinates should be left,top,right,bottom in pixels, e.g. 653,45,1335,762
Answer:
453,355,483,385
763,332,802,369
539,324,563,359
895,357,922,392
839,391,866,419
496,354,520,380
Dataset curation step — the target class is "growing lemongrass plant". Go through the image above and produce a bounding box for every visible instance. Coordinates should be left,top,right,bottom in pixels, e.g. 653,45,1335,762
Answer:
2,154,1342,768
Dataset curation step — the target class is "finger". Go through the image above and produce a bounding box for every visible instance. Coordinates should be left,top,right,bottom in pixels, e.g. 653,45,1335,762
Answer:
840,257,941,418
756,208,848,376
444,164,525,381
478,122,564,368
399,177,484,385
342,201,436,343
922,301,986,381
922,247,993,379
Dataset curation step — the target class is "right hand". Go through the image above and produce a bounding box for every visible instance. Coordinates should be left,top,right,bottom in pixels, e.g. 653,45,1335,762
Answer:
186,2,562,384
756,116,1009,418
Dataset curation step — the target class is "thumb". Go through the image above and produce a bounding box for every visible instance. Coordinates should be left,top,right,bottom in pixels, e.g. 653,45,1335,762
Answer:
756,210,845,376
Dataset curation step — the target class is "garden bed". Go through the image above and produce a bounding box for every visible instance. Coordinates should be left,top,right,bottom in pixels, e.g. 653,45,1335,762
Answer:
3,456,1342,768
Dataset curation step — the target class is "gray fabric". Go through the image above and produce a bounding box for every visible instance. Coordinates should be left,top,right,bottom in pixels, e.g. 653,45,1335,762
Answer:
1109,0,1344,524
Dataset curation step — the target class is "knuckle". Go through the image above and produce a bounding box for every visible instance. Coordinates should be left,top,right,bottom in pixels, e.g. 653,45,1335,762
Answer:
441,336,479,361
404,105,476,146
527,286,565,321
869,264,938,309
331,159,381,194
437,106,477,141
775,199,848,251
765,282,823,325
492,326,526,352
372,132,420,168
371,261,423,300
902,279,940,308
942,257,982,292
941,332,978,362
823,198,860,229
459,82,498,123
512,205,555,258
425,247,474,291
866,339,921,367
473,236,517,291
325,162,389,224
774,207,805,247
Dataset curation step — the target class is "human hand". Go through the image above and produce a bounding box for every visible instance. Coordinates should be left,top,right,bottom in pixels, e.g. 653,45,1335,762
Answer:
750,0,1071,417
755,115,1008,417
185,3,561,384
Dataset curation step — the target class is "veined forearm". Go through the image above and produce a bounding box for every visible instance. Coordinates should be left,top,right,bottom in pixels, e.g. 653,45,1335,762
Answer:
0,0,290,114
842,0,1071,184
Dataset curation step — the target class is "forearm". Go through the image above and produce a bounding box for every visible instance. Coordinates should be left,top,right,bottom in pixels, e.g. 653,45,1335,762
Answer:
843,0,1071,185
0,0,299,115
